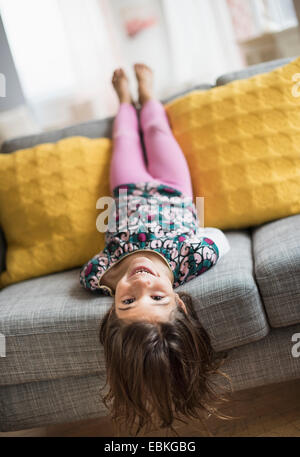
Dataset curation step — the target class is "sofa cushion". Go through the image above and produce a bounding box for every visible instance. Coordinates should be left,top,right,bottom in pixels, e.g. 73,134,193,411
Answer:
252,214,300,328
164,56,300,231
0,136,113,289
0,230,269,386
0,268,111,386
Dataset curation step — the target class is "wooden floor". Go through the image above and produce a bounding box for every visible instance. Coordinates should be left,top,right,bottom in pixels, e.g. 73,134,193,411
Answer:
1,378,300,437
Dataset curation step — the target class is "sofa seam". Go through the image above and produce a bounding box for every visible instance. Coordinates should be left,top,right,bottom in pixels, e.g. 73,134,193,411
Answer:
0,327,102,338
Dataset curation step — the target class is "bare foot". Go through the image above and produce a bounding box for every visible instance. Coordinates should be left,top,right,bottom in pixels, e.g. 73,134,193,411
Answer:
134,63,154,106
112,68,133,105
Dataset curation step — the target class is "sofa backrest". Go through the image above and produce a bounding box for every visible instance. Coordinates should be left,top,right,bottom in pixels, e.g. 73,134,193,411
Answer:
215,56,295,86
0,57,296,275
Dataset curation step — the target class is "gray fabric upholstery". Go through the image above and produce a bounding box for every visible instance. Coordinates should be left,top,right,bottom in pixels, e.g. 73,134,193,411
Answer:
1,322,300,432
0,374,108,432
0,269,112,386
252,215,300,328
216,57,295,86
214,322,300,392
0,231,269,387
0,118,114,155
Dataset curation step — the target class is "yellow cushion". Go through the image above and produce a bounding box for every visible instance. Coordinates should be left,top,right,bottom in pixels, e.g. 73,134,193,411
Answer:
165,57,300,230
0,136,112,289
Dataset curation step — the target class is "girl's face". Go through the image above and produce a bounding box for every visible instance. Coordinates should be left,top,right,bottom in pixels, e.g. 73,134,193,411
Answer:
114,255,187,322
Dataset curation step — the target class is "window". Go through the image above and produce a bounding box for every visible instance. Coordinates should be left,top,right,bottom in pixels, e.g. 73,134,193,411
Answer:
227,0,299,42
0,0,76,102
251,0,298,34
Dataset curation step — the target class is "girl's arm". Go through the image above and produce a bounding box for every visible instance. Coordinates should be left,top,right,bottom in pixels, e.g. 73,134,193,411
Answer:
79,251,113,295
174,232,229,287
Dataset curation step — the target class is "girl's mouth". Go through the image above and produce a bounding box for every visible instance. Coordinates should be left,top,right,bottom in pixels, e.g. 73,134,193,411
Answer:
129,265,156,278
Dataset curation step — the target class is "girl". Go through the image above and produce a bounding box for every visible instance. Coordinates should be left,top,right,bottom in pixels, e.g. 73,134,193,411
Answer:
80,64,232,436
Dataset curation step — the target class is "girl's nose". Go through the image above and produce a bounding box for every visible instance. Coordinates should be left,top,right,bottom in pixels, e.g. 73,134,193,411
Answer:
132,275,152,287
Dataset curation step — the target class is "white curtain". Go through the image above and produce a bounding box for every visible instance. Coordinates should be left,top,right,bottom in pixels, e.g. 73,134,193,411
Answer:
57,0,124,119
0,0,124,129
1,0,245,133
161,0,244,90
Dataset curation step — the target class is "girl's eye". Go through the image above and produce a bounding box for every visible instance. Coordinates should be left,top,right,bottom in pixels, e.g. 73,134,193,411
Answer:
122,296,164,304
122,298,135,304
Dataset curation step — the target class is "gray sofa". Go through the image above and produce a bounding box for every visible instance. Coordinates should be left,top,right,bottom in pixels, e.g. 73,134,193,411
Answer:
1,57,300,432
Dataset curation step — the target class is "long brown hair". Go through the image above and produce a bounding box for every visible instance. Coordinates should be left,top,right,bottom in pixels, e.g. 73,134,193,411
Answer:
99,291,233,436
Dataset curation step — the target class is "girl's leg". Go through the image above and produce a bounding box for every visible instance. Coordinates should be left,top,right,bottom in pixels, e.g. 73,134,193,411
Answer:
109,102,152,193
140,99,193,198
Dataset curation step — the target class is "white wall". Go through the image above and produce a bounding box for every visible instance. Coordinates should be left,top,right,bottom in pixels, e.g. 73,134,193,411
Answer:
107,0,174,100
106,0,243,99
0,13,40,144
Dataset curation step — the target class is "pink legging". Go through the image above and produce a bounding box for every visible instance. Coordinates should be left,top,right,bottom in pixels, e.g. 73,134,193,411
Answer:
109,99,193,198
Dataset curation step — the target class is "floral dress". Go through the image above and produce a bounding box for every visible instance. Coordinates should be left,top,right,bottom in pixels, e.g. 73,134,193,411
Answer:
79,181,228,296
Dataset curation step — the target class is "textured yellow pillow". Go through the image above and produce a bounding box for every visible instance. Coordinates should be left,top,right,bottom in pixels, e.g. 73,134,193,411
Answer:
165,57,300,230
0,136,112,288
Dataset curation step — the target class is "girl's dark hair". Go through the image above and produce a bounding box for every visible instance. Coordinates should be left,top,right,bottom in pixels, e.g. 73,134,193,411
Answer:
99,291,233,436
